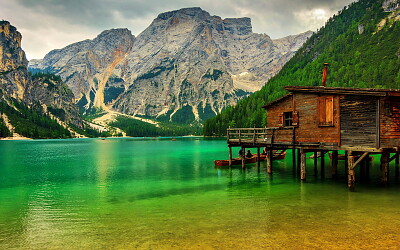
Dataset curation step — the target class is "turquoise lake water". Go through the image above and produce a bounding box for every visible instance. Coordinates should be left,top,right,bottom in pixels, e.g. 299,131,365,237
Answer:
1,137,400,249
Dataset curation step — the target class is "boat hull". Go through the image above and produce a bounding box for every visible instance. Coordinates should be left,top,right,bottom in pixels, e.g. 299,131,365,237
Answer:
214,152,286,167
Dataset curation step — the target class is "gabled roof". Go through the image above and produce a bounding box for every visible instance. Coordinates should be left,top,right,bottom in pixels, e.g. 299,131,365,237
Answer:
262,94,292,109
261,86,400,110
285,86,400,97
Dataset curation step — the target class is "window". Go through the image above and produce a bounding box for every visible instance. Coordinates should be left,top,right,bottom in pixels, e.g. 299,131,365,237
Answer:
279,111,299,127
384,102,392,116
284,112,293,126
318,96,334,126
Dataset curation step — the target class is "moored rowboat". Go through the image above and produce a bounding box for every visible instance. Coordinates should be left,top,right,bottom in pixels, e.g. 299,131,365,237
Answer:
214,151,286,167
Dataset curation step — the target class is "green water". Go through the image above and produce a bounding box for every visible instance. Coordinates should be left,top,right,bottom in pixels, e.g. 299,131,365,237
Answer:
1,137,400,249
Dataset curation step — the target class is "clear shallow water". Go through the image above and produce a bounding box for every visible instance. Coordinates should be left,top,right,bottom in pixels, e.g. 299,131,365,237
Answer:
0,137,400,249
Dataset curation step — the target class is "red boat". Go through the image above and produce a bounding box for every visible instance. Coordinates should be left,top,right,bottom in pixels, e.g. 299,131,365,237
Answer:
214,150,286,167
214,156,257,167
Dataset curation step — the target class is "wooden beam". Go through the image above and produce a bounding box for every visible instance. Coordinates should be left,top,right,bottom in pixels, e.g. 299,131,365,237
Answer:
292,148,296,174
344,151,348,177
297,148,301,176
300,149,306,181
388,152,400,163
267,149,272,174
314,151,318,176
331,150,338,178
351,152,369,170
396,154,399,183
366,155,370,183
381,152,389,184
320,151,325,179
348,151,355,191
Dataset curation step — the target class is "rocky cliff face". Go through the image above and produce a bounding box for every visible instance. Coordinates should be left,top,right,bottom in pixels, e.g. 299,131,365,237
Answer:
29,28,135,111
29,7,313,123
0,21,29,99
0,21,83,128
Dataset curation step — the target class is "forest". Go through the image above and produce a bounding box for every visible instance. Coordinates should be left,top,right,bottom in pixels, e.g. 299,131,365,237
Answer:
204,0,400,136
110,116,202,137
0,98,72,139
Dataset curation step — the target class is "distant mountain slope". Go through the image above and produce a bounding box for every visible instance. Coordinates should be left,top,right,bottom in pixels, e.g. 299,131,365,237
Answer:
204,0,400,135
29,7,312,124
0,21,84,138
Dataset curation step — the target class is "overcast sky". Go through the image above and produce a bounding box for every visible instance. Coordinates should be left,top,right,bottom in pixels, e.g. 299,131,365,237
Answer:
2,0,354,60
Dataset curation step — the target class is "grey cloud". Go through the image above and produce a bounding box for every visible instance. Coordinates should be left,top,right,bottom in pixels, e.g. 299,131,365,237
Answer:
6,0,354,59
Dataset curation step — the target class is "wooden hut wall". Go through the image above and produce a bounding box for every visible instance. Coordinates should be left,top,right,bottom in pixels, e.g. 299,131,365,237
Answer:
266,95,293,143
340,95,378,147
380,97,400,148
266,96,293,127
294,93,340,144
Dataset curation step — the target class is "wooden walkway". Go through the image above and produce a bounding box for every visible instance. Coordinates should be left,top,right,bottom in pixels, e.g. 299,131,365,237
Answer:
226,127,400,190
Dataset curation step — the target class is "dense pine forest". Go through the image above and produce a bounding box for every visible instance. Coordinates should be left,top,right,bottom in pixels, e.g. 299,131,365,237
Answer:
0,98,72,139
110,116,202,137
204,0,400,136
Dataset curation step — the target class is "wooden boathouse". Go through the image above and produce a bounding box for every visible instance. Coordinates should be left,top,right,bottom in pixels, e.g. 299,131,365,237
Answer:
227,85,400,190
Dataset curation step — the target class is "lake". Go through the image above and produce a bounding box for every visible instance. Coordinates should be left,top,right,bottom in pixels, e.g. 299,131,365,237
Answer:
1,137,400,249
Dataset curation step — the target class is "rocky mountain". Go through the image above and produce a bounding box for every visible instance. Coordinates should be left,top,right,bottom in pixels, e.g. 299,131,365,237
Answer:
0,20,83,138
0,21,29,100
29,7,312,123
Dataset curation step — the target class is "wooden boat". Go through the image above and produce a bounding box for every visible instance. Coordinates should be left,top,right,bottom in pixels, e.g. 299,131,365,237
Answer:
328,153,374,161
214,150,286,167
214,156,257,167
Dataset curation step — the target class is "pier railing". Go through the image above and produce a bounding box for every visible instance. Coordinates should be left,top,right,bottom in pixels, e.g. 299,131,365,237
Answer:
227,127,296,146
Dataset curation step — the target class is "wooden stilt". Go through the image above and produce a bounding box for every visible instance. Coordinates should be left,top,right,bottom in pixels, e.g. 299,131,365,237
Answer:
300,149,306,181
395,154,399,183
292,148,296,174
228,146,233,167
344,151,348,177
257,147,260,168
297,149,301,175
360,158,366,182
348,151,355,191
331,150,338,178
381,152,389,185
320,151,325,179
267,149,272,174
365,155,370,183
314,151,318,176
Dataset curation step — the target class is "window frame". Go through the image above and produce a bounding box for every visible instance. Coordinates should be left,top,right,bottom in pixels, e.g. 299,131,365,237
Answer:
318,96,334,127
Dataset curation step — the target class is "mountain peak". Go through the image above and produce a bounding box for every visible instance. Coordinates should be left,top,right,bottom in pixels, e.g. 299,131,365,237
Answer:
156,7,210,21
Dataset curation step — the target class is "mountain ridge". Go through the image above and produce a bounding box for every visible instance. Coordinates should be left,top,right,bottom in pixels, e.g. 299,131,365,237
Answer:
29,7,312,124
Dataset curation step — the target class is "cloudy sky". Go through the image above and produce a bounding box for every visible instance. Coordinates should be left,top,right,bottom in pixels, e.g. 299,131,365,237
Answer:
2,0,354,60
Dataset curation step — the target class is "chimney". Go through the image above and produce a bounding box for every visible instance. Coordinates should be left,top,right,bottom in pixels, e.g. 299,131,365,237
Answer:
322,63,329,87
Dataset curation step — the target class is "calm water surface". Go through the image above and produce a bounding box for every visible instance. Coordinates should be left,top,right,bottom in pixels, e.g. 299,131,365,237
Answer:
0,137,400,249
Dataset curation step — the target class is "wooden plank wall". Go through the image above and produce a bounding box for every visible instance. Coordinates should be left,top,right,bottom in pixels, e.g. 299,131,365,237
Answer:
294,93,340,144
266,96,293,143
340,95,377,147
266,96,293,127
265,93,340,144
380,97,400,147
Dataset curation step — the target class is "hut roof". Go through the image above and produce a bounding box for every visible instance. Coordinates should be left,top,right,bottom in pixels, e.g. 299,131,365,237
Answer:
262,94,292,109
284,86,400,96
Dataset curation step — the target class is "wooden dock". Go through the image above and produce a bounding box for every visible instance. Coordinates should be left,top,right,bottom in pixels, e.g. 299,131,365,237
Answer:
226,127,400,190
